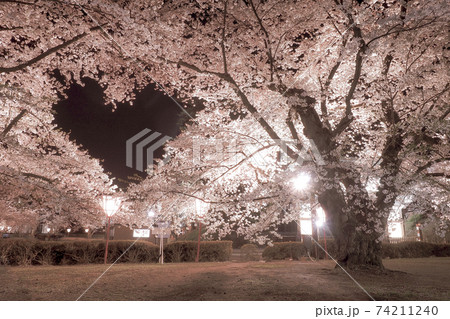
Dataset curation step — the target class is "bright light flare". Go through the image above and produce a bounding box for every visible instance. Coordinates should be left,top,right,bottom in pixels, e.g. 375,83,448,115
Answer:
195,198,210,218
316,207,326,228
101,195,121,217
148,209,155,218
292,173,311,191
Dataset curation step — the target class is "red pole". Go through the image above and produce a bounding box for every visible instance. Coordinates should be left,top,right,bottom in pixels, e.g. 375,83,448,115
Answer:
323,227,328,260
195,221,202,262
104,216,111,264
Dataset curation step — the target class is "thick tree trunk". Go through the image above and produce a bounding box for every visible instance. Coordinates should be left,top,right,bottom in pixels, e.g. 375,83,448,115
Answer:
318,188,385,270
335,231,384,269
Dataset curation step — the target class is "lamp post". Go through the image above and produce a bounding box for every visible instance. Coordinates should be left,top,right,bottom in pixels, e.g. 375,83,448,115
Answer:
292,172,320,258
195,198,209,263
101,195,121,264
315,207,328,259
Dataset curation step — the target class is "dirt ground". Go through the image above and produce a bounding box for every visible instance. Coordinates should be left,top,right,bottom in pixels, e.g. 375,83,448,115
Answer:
0,258,449,301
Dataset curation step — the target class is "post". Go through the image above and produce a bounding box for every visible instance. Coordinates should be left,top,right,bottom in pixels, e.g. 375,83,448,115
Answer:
323,227,328,259
104,216,111,264
311,209,318,259
195,221,202,262
159,227,164,264
161,228,164,264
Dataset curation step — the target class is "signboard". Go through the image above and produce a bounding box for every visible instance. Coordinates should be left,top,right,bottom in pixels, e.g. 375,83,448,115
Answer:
388,221,404,239
157,222,170,229
154,222,171,238
154,229,171,239
133,229,150,238
300,218,313,236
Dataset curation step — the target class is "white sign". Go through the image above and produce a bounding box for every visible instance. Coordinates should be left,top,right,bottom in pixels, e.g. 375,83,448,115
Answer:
300,218,313,236
157,222,170,229
388,221,404,239
154,228,171,239
133,229,150,238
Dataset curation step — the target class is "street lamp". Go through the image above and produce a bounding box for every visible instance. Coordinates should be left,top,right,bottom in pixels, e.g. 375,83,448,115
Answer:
101,195,121,264
292,172,311,191
315,206,328,259
292,172,319,258
195,198,209,262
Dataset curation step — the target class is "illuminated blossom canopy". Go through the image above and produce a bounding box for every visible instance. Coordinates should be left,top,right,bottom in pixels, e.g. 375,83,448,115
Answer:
1,0,448,267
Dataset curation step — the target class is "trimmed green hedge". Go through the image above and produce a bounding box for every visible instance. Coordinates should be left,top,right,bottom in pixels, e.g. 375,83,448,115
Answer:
0,239,232,265
381,241,450,259
262,240,450,261
164,241,232,262
262,242,307,261
0,239,159,266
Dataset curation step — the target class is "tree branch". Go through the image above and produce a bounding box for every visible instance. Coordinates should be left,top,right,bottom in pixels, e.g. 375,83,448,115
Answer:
220,0,228,74
366,18,438,47
285,108,303,150
0,25,105,74
172,59,300,161
332,17,366,137
249,0,275,82
0,109,27,139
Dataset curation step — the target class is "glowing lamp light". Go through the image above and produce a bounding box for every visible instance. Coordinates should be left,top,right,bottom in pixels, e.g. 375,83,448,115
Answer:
100,195,122,264
46,227,51,233
85,228,89,233
195,198,210,218
292,173,311,191
101,195,121,217
315,207,326,228
195,198,210,263
148,210,155,218
67,228,71,233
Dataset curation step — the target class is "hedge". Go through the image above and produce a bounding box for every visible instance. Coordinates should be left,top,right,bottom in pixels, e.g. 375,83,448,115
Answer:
0,239,159,266
0,239,233,265
164,241,232,262
381,241,450,259
262,241,450,261
262,242,307,261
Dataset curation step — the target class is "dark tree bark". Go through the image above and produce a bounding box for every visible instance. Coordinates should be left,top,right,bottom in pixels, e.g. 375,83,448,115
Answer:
288,89,388,269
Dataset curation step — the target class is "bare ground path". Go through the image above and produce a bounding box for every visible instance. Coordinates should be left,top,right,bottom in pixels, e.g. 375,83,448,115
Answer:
0,258,449,301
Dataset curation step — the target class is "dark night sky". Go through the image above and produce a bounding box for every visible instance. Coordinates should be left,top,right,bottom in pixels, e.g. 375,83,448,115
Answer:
53,78,183,189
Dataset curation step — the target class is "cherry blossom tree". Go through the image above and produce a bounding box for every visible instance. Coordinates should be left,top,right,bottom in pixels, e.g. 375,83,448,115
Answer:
0,0,118,232
1,0,448,267
0,83,116,233
124,0,449,268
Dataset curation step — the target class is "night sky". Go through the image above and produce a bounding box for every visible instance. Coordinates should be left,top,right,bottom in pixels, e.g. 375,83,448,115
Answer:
53,78,183,189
